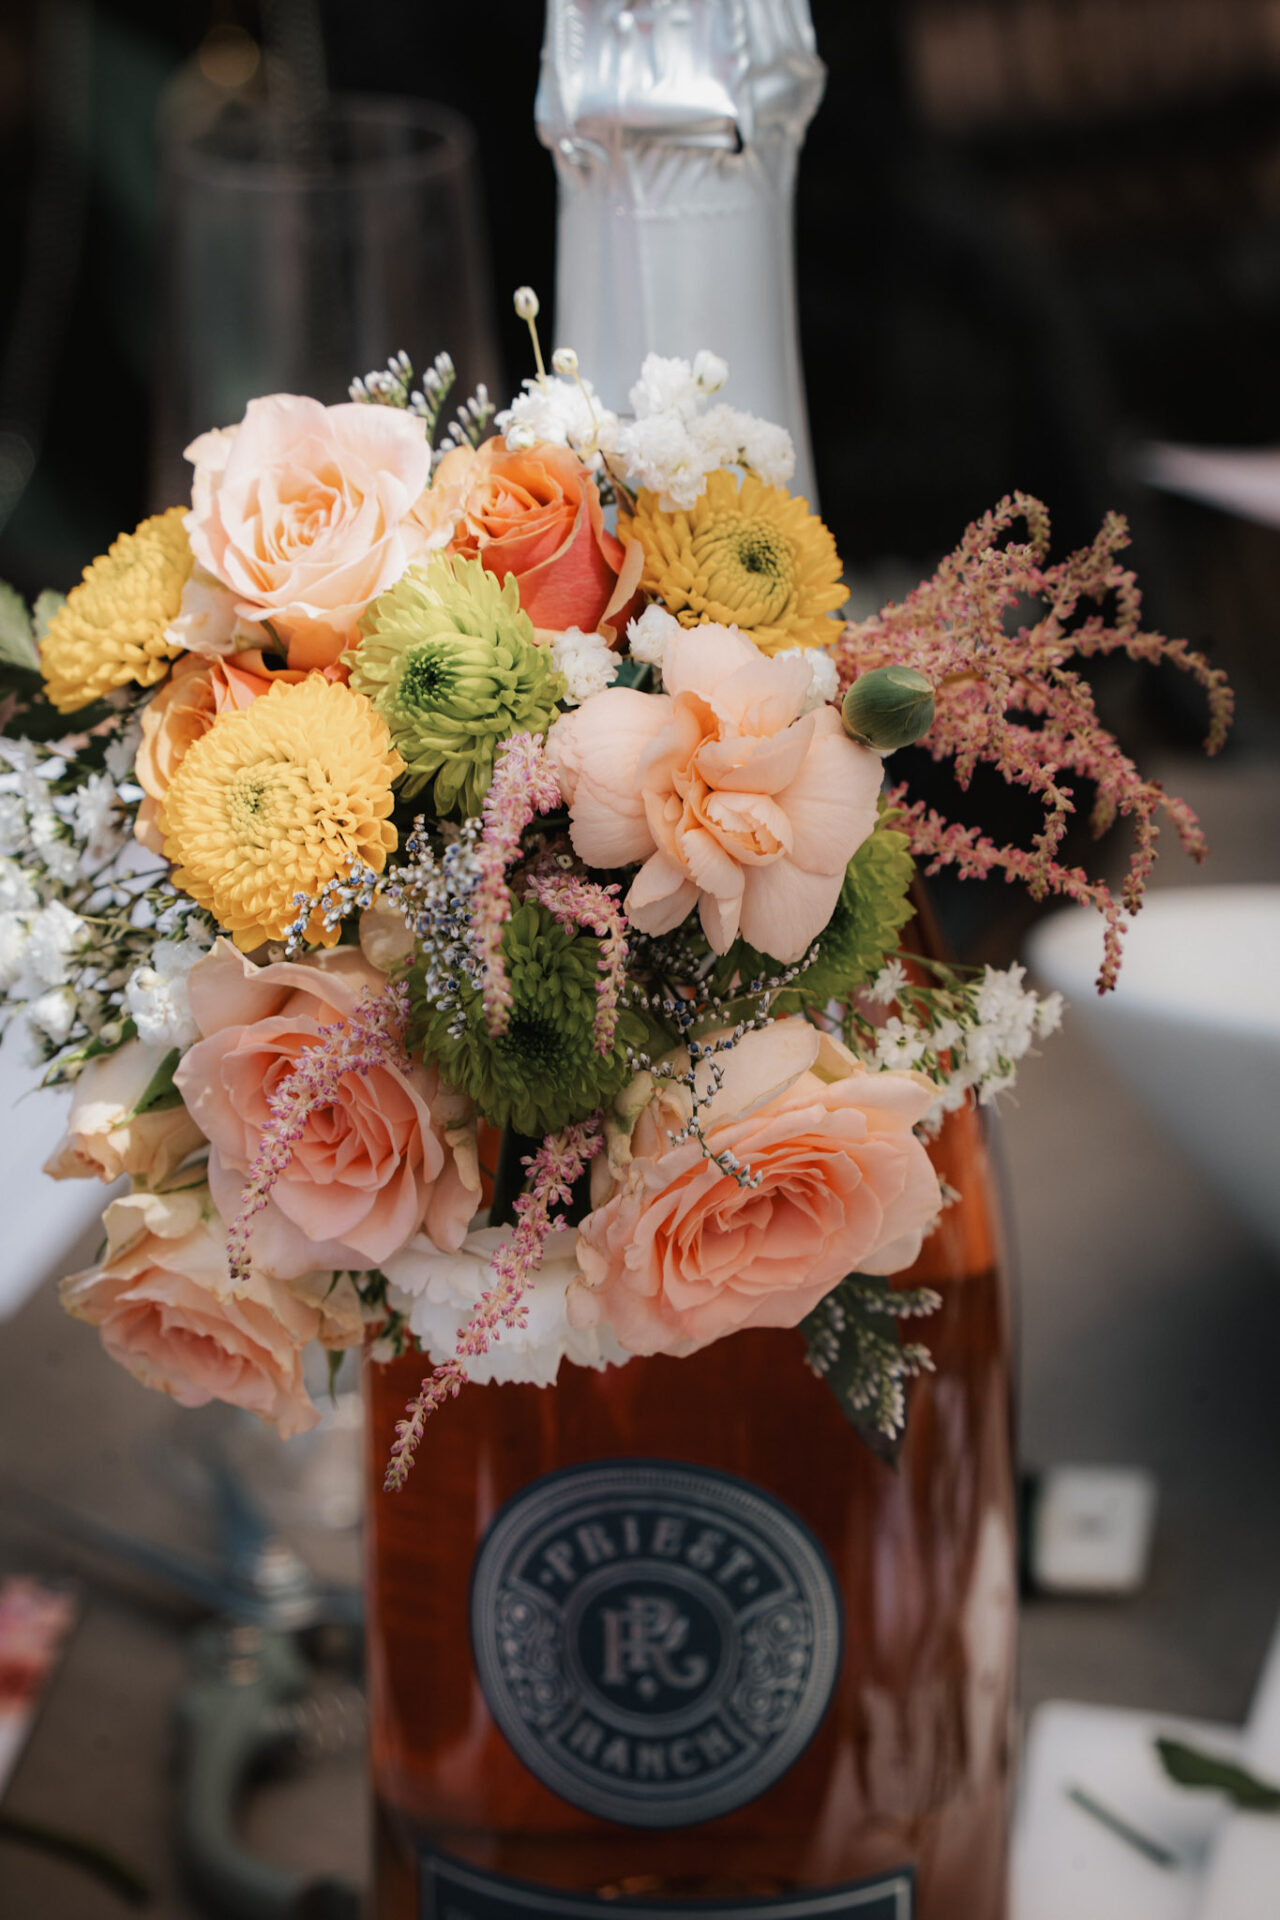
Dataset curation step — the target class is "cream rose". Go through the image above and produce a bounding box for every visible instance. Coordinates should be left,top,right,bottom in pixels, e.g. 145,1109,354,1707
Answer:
60,1186,362,1437
184,396,432,669
44,1040,207,1186
174,941,480,1280
571,1018,942,1357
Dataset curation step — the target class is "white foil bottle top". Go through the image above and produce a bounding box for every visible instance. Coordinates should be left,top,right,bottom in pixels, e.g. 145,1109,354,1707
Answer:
536,0,826,509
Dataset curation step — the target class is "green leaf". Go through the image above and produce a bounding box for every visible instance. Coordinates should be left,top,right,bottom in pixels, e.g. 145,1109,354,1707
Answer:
129,1047,184,1116
800,1275,941,1467
0,580,39,672
32,588,67,647
610,656,655,692
1155,1738,1280,1811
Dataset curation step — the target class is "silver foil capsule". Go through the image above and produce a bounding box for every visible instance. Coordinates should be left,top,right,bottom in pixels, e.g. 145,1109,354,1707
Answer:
536,0,826,507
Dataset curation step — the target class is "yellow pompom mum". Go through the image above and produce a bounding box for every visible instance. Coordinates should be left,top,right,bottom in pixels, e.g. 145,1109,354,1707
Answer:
622,470,847,655
160,676,405,953
40,508,193,713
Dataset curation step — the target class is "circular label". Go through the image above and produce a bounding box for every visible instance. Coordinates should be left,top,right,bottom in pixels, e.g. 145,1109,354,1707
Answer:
470,1459,843,1827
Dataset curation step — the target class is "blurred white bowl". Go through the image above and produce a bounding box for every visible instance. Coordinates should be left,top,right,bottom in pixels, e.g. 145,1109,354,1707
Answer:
1026,887,1280,1259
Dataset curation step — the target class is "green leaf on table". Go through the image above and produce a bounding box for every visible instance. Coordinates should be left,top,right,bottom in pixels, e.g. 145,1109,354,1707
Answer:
799,1274,942,1467
1156,1738,1280,1812
0,580,39,672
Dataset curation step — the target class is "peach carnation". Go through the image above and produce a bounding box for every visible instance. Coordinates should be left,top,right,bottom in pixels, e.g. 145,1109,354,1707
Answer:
570,1018,941,1358
548,623,883,963
60,1185,363,1437
173,942,479,1279
185,396,431,669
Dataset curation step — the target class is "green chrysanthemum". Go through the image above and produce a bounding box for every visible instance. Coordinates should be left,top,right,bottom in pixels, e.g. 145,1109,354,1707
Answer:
411,902,645,1135
345,554,564,817
711,818,916,1007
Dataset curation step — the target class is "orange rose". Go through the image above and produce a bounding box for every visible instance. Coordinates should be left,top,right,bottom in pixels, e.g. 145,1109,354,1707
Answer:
134,651,341,852
417,438,642,639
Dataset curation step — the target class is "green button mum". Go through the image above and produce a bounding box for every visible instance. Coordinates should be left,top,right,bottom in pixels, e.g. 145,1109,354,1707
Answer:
410,902,645,1137
345,554,565,818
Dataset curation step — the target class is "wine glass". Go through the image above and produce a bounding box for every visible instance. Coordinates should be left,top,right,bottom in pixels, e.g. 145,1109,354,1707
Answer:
151,93,499,508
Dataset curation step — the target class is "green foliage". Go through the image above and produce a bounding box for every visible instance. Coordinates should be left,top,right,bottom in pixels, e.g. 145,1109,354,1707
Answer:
0,581,40,672
410,901,645,1136
800,1274,941,1466
129,1046,184,1116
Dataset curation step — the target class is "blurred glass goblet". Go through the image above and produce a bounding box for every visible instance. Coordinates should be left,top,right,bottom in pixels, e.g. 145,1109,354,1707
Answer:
151,93,499,507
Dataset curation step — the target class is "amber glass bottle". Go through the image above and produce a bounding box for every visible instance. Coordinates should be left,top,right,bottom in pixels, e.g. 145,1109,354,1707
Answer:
365,1092,1015,1920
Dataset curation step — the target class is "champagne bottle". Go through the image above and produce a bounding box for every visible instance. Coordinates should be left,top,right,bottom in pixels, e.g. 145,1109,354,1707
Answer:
367,9,1014,1912
367,1089,1015,1919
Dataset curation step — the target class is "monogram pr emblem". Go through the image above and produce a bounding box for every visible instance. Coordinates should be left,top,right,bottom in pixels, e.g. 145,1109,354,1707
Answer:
469,1460,843,1827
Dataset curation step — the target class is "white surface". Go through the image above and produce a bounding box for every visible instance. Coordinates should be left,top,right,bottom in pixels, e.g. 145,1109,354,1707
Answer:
1012,1701,1236,1920
1137,442,1280,530
1026,888,1280,1257
1194,1614,1280,1917
1032,1466,1159,1595
0,1021,114,1319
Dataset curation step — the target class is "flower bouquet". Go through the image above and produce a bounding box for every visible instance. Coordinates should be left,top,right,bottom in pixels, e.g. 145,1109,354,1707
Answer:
0,290,1230,1469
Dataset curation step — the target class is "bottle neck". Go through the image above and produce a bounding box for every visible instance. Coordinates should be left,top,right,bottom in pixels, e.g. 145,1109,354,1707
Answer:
537,0,825,508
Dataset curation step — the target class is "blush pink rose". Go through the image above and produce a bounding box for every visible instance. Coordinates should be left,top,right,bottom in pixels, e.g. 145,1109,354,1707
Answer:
548,624,883,963
570,1018,941,1358
60,1186,363,1437
173,942,480,1280
184,396,432,670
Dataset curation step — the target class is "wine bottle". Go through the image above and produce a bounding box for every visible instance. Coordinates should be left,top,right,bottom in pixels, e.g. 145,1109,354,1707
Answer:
366,1090,1015,1919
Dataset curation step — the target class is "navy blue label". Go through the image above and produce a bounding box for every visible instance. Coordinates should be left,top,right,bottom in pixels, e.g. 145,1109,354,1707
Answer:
420,1851,914,1919
469,1460,843,1828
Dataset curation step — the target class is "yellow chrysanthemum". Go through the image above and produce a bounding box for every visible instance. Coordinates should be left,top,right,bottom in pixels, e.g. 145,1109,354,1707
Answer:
622,470,847,655
160,677,405,953
40,508,193,713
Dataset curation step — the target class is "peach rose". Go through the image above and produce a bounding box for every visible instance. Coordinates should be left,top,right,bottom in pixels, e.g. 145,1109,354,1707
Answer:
416,437,642,639
60,1185,363,1436
185,396,432,670
570,1018,942,1357
134,650,341,852
174,941,480,1279
43,1039,207,1185
549,624,883,963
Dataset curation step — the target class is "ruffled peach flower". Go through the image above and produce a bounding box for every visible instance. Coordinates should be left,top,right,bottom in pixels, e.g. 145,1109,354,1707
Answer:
43,1039,206,1185
134,651,343,853
570,1019,941,1358
185,396,431,670
173,942,480,1279
60,1185,363,1437
548,624,883,963
415,437,642,639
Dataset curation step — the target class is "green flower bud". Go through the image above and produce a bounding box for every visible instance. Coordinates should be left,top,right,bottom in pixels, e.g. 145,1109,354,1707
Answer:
841,665,935,755
345,555,564,818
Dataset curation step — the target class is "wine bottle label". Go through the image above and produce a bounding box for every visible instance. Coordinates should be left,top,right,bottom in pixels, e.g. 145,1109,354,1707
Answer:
470,1460,843,1828
420,1850,913,1918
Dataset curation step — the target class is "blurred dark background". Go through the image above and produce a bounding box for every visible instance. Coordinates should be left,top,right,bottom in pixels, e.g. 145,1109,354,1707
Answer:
2,0,1279,954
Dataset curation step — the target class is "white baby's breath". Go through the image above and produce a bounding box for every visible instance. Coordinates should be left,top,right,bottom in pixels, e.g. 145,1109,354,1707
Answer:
551,627,619,706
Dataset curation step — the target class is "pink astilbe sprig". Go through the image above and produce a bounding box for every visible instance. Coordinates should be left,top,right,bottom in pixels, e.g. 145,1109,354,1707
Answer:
472,731,565,1035
525,862,629,1056
834,494,1234,990
384,1117,602,1491
225,982,411,1287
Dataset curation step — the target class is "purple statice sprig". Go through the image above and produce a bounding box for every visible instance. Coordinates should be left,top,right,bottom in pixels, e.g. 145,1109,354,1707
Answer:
225,982,411,1288
524,859,628,1057
384,1118,602,1490
834,494,1234,991
471,731,564,1036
